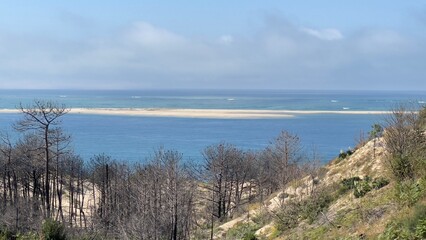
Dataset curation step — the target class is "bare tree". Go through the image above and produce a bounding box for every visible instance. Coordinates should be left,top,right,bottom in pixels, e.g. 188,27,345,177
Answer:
266,131,303,190
14,100,69,218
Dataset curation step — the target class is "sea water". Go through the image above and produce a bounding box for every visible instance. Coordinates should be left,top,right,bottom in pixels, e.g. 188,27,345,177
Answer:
0,90,425,163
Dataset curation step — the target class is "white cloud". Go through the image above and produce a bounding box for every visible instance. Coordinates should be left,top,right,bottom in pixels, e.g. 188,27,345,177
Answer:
0,18,424,90
301,27,344,41
124,22,186,48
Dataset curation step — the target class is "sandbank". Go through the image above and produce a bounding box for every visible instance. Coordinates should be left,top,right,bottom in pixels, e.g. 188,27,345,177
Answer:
0,108,390,119
69,108,390,119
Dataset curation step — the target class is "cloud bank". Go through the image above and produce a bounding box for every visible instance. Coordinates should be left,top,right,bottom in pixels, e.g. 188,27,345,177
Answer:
0,17,425,90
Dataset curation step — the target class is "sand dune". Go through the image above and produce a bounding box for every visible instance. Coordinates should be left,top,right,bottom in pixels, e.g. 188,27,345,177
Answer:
0,108,390,119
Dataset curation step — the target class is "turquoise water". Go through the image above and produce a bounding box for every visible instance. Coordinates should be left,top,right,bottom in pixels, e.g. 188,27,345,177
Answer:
0,89,425,110
0,90,425,163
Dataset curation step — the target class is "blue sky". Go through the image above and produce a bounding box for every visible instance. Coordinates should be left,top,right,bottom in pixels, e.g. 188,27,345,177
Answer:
0,1,425,90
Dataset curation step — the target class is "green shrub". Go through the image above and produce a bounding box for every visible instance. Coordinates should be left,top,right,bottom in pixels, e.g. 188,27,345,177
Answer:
354,180,372,198
339,177,361,194
242,232,258,240
338,152,348,159
379,222,412,240
391,155,415,182
415,219,426,239
15,232,39,240
226,223,259,240
274,201,301,231
372,177,390,190
406,204,426,232
340,176,389,198
338,150,353,160
394,181,423,207
0,228,14,240
41,219,67,240
380,204,426,239
300,192,334,223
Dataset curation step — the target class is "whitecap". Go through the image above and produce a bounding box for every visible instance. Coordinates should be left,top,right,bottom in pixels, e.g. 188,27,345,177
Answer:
227,98,235,101
331,100,338,103
343,107,350,110
131,96,142,99
418,101,425,104
59,95,67,98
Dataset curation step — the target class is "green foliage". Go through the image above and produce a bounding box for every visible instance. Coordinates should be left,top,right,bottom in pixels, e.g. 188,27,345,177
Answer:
372,177,390,190
300,225,328,239
394,181,424,207
0,229,38,240
250,210,271,227
354,180,372,198
379,222,412,240
406,204,426,232
339,176,389,198
339,177,361,194
41,219,67,240
299,191,334,224
226,223,259,240
15,232,39,240
274,201,301,231
392,155,415,182
415,219,426,239
274,187,336,232
380,203,426,239
338,149,354,160
369,124,383,140
0,228,14,240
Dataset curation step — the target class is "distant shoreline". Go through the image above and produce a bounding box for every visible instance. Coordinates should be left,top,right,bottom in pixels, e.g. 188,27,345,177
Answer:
0,108,390,119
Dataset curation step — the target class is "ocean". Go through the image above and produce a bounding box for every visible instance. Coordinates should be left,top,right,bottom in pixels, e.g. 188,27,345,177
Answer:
0,89,425,163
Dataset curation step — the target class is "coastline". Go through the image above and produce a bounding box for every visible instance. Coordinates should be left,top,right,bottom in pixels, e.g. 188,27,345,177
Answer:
0,108,390,119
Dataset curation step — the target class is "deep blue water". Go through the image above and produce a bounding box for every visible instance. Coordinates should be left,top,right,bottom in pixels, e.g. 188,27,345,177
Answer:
0,89,424,163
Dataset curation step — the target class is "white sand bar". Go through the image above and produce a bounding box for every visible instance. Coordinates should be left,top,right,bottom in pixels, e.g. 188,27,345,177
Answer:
70,108,390,119
0,108,390,119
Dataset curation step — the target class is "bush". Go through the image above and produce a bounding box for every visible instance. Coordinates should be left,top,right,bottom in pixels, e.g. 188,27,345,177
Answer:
242,232,258,240
338,150,354,160
415,219,426,239
379,222,412,240
354,180,372,198
300,192,334,223
406,204,426,232
340,176,389,198
379,204,426,239
274,201,301,231
226,223,259,240
41,219,67,240
339,177,361,194
394,181,423,207
372,177,390,190
0,228,14,240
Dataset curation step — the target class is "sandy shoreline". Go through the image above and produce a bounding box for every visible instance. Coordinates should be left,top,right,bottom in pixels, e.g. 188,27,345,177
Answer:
0,108,390,119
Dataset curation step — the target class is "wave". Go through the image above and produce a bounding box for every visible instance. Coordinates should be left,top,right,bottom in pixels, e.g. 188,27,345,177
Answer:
131,96,142,99
331,100,338,103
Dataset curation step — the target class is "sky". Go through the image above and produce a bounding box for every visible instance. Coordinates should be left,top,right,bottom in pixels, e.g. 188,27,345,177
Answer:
0,1,425,90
